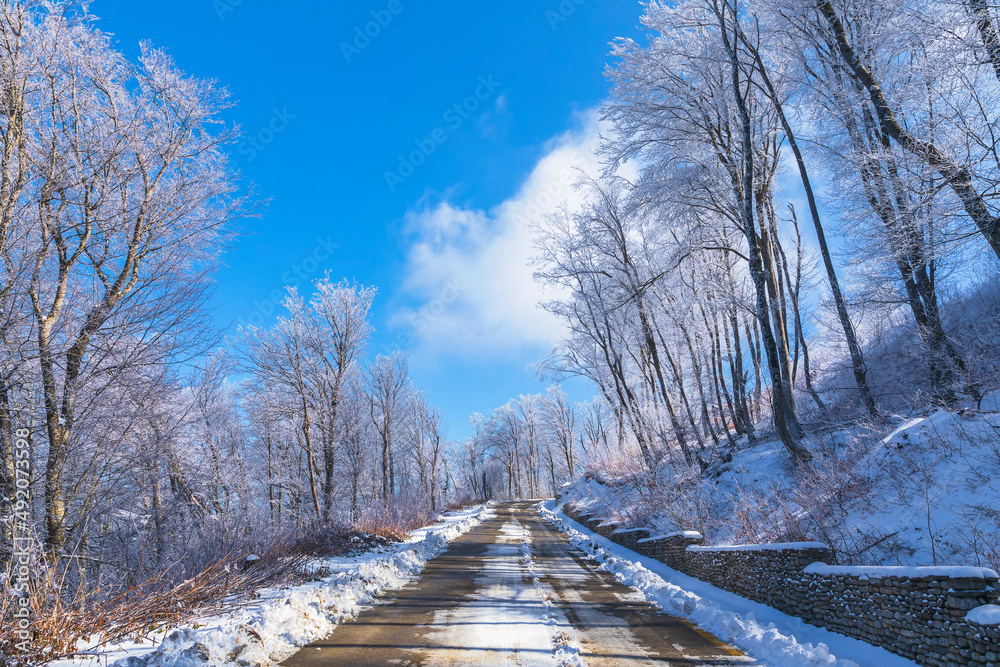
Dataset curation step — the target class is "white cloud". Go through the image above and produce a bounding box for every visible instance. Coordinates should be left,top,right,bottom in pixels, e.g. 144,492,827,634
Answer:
391,110,606,360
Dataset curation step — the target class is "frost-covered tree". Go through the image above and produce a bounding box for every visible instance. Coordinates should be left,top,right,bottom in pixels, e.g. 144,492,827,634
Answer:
600,0,812,461
0,1,245,553
768,0,992,404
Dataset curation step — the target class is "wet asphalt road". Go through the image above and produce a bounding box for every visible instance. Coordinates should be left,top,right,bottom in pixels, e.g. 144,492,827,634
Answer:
281,501,756,666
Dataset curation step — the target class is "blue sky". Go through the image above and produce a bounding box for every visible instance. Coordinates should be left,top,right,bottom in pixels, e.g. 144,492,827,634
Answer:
95,1,645,439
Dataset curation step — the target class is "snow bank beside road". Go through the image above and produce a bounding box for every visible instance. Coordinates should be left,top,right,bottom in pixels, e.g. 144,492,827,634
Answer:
539,501,919,667
51,503,493,667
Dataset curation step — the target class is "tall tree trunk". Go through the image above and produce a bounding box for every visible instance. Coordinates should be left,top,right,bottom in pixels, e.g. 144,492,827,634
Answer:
265,432,276,522
637,306,693,463
149,458,165,565
39,323,68,551
724,308,752,436
744,318,762,423
662,341,706,451
720,11,810,461
322,394,340,521
757,194,801,430
704,304,738,444
298,392,322,521
778,206,827,412
843,95,973,404
749,44,876,415
969,0,1000,82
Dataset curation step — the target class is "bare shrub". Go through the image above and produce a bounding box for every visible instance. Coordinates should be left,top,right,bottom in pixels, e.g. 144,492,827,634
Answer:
289,523,398,558
725,426,884,563
0,543,306,665
956,505,1000,573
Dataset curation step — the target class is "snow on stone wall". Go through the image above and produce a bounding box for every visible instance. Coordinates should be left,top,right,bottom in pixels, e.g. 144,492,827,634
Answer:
561,501,1000,667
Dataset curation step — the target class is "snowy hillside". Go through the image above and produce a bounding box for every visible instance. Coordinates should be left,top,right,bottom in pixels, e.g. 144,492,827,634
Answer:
560,393,1000,570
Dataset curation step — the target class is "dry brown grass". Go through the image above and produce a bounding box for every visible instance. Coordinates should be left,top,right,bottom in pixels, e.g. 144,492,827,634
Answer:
352,504,447,542
0,544,306,665
351,516,411,543
289,522,401,557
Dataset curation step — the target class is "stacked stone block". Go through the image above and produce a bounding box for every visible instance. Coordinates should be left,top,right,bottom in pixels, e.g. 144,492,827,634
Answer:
636,531,705,570
610,527,652,551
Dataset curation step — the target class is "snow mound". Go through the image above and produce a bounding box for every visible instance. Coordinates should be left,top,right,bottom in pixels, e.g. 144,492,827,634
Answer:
638,531,703,543
967,604,1000,625
691,542,828,552
805,563,998,579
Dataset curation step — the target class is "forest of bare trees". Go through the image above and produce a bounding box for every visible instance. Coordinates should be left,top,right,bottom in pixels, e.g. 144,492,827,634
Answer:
523,0,1000,476
459,388,585,501
0,4,470,656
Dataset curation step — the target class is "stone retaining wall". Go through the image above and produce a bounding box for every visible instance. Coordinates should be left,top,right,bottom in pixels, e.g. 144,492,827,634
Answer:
560,501,1000,666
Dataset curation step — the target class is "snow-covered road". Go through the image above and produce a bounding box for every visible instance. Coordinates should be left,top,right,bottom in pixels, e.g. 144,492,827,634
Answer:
282,501,753,666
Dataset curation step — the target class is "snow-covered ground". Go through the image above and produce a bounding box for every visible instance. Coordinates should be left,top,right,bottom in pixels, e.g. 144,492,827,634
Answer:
561,391,1000,570
539,501,920,667
48,503,493,667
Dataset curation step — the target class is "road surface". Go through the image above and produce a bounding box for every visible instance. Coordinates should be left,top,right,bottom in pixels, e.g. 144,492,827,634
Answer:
282,501,755,666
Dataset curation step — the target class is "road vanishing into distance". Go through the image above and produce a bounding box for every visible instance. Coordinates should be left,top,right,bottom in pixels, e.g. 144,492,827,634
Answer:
282,502,756,666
